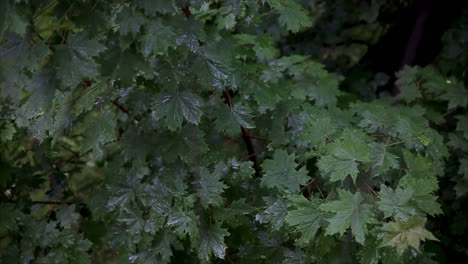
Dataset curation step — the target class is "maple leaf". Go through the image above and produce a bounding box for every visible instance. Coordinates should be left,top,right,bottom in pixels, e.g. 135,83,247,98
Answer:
440,80,468,109
53,33,106,87
308,75,343,106
157,126,209,163
140,20,176,56
56,205,80,229
320,190,376,244
300,115,338,150
80,112,117,155
368,143,399,176
167,209,199,239
455,115,468,139
235,33,278,60
256,197,288,230
380,216,438,255
378,185,415,221
198,222,229,262
318,137,371,183
15,71,56,141
197,166,228,208
261,150,309,193
0,32,49,70
395,66,422,103
117,7,146,35
136,0,175,16
195,41,235,90
213,103,255,136
276,0,313,33
101,48,152,86
152,91,203,131
0,204,22,236
285,195,324,245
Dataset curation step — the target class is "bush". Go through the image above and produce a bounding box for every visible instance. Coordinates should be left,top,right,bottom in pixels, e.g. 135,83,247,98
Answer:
0,1,466,263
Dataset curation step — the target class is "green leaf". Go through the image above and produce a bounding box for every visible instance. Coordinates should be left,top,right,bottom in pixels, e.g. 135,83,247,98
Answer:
213,103,255,136
14,71,57,141
285,195,324,245
0,203,22,236
235,33,278,60
395,66,422,103
440,80,468,109
257,197,288,230
158,126,208,163
320,190,375,244
301,115,338,150
80,111,117,154
152,92,203,131
197,166,228,208
54,33,106,87
101,48,151,85
0,121,16,142
136,0,175,16
368,143,399,176
261,150,309,193
195,41,235,90
0,0,9,38
198,222,229,262
167,209,199,239
117,8,146,35
277,0,313,33
140,20,176,56
213,199,254,228
308,74,343,106
318,138,371,183
455,115,468,139
378,185,415,221
0,33,49,70
56,205,80,229
380,216,438,255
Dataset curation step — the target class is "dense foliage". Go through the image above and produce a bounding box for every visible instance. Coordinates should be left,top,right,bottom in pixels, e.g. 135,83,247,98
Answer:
0,0,467,263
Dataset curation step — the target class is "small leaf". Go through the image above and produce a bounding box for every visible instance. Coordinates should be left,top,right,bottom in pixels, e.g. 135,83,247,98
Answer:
214,103,255,136
378,185,415,221
256,197,288,230
318,138,371,183
80,111,117,155
152,91,203,131
198,222,229,262
380,216,438,255
197,166,227,208
320,190,375,244
277,1,313,33
285,195,323,245
261,150,309,193
117,8,146,35
54,33,106,87
140,20,176,56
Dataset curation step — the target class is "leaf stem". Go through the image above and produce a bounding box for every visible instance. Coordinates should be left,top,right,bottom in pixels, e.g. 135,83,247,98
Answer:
385,137,418,147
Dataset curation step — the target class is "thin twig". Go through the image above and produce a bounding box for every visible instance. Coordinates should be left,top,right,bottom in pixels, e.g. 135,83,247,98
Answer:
32,200,72,205
248,135,267,140
111,100,141,121
386,137,418,147
224,135,242,146
240,148,267,162
364,181,378,197
313,181,326,200
44,2,75,43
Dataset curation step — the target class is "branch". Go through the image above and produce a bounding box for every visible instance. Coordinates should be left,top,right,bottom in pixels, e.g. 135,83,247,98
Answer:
32,200,73,205
222,90,260,176
111,100,141,122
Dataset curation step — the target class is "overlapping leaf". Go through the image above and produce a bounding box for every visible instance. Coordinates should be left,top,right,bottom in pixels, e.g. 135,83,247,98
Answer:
320,190,376,244
261,150,309,193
